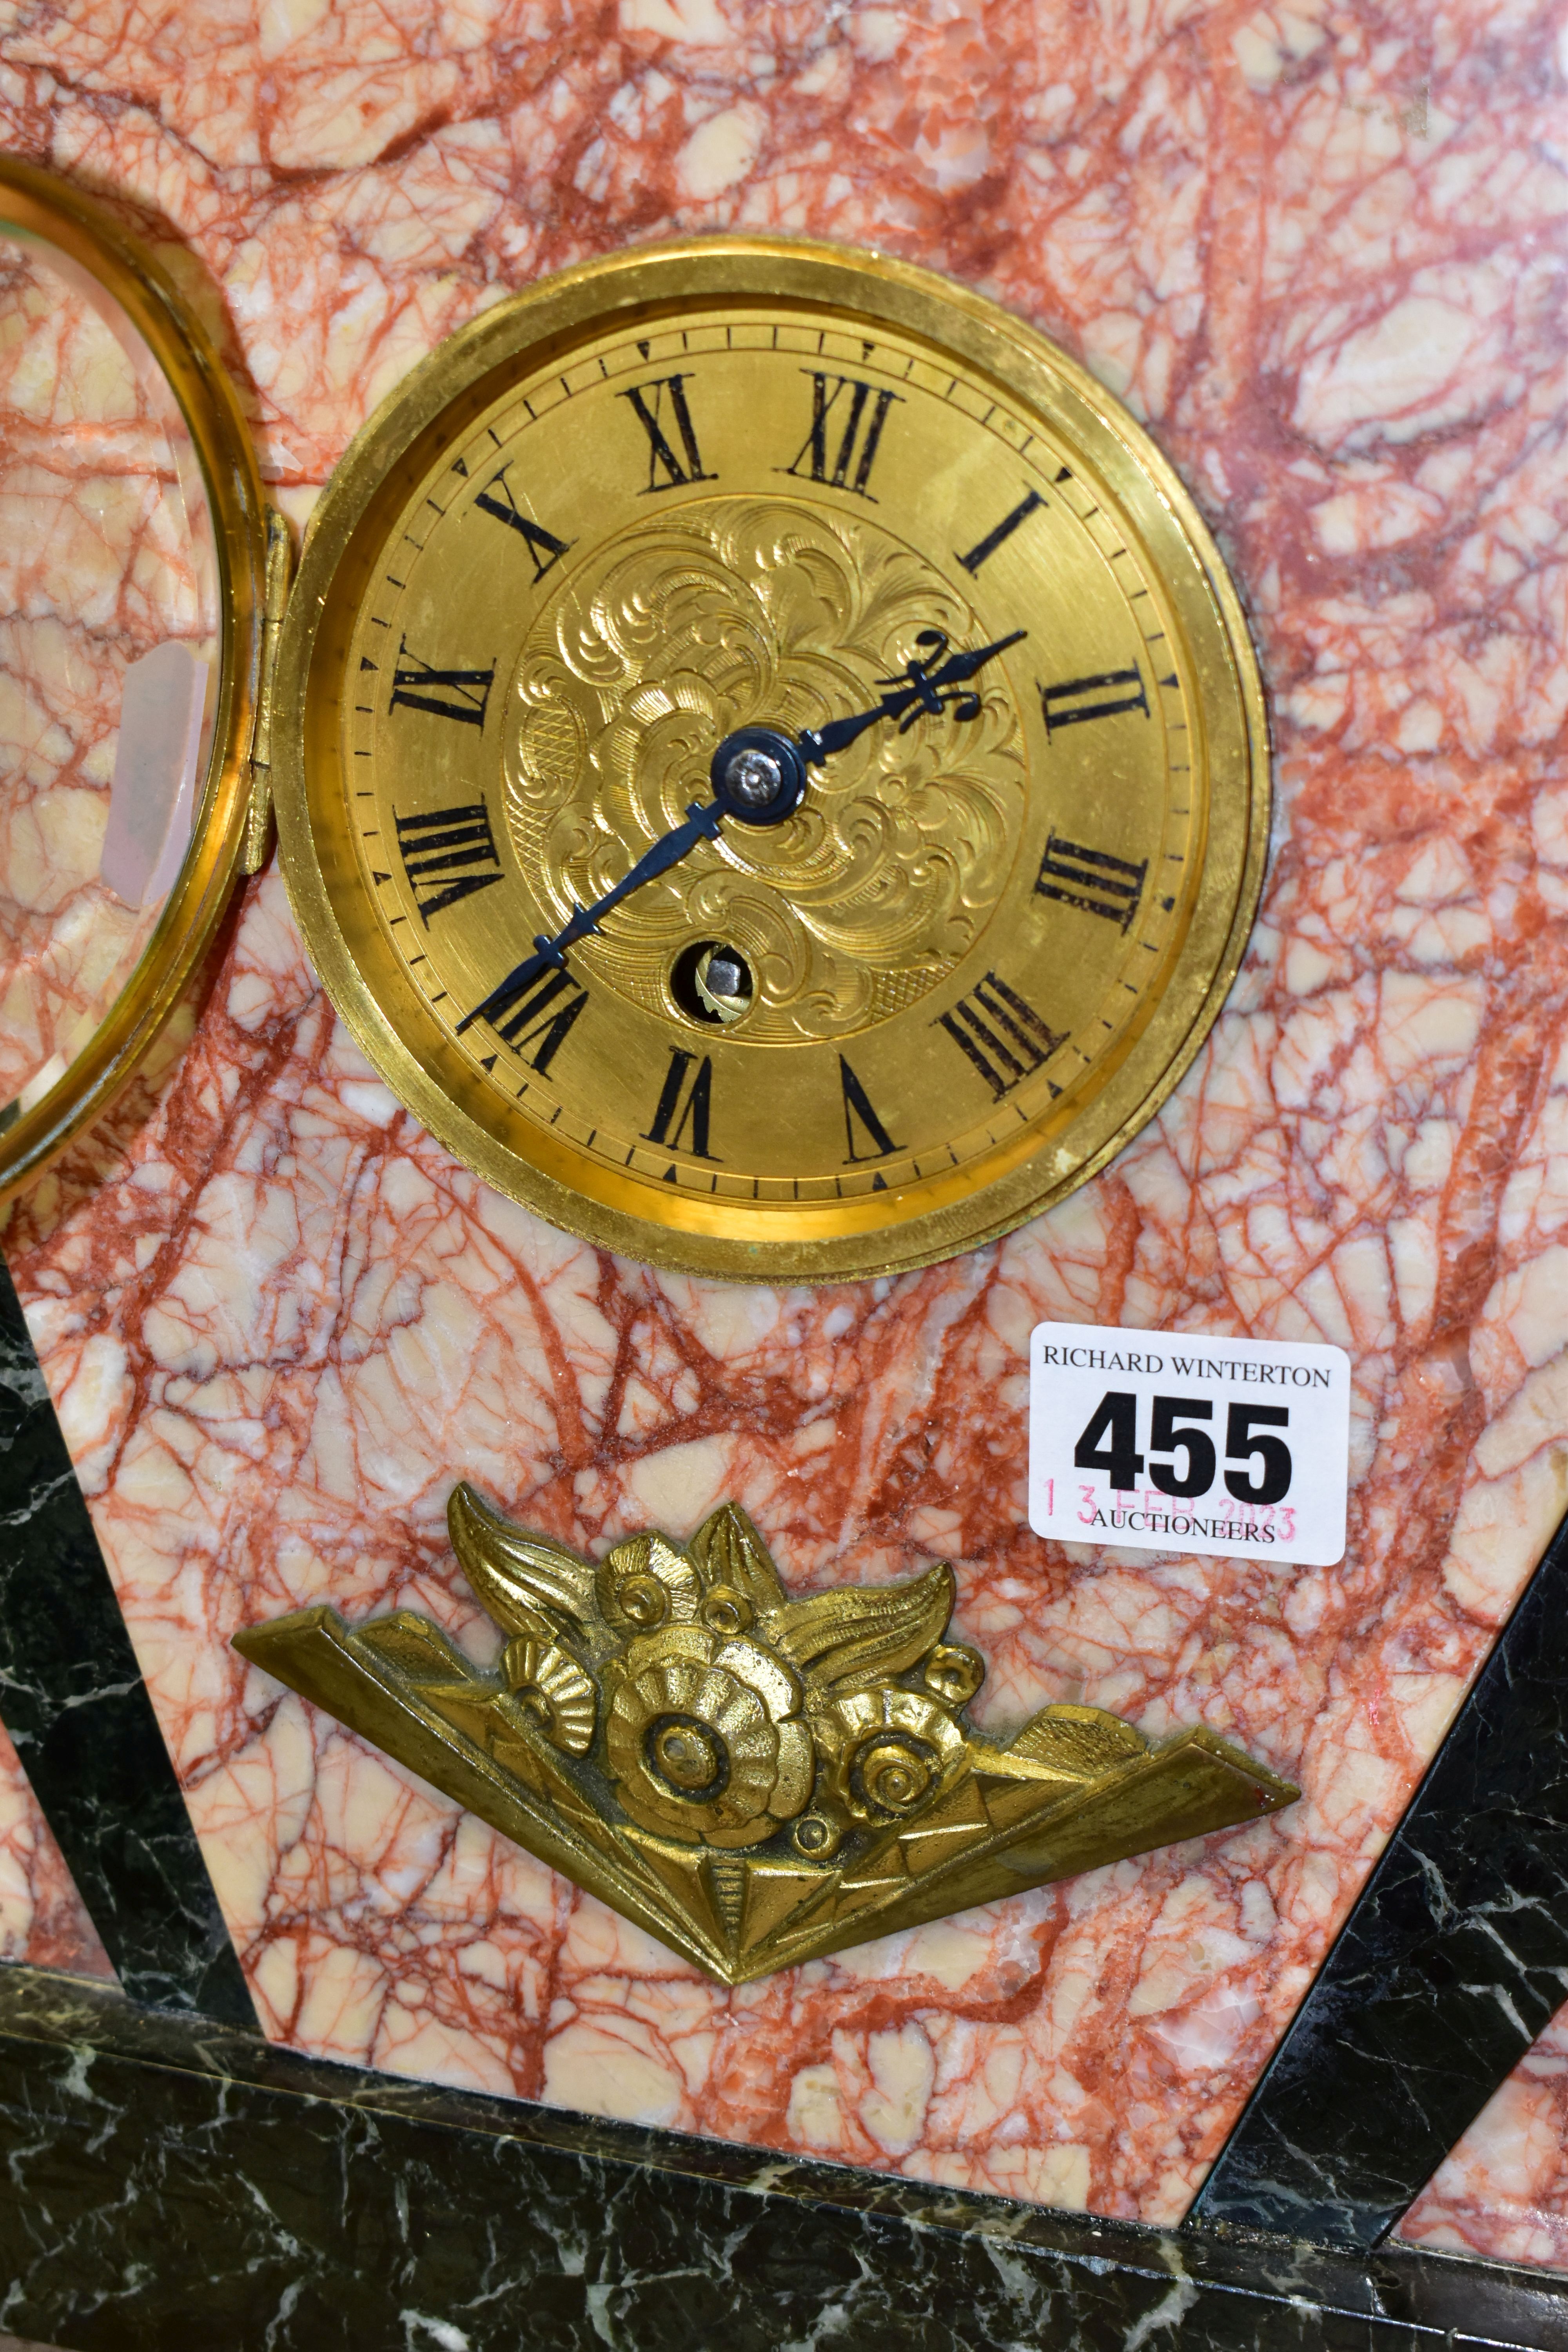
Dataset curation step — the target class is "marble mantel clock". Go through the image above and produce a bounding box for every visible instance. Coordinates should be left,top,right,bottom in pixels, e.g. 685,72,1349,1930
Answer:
0,157,1299,1985
5,2,1568,2314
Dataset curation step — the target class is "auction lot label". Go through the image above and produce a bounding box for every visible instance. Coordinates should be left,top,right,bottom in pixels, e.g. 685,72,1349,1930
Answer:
1028,1322,1350,1566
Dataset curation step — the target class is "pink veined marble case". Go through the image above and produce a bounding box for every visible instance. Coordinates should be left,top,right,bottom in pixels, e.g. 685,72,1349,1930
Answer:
2,0,1567,2265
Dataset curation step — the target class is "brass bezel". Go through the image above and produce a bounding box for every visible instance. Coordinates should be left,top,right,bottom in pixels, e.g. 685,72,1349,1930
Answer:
0,158,268,1206
274,235,1270,1283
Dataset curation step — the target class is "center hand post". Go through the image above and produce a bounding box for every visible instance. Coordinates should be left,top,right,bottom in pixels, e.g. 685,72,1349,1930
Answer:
460,627,1025,1039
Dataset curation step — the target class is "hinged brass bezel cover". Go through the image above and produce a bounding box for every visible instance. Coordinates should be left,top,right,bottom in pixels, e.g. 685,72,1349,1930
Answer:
0,158,270,1207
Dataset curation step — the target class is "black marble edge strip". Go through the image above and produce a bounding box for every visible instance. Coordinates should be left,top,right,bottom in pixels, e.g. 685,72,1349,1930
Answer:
3,1960,1567,2350
0,1252,256,2025
1192,1501,1568,2246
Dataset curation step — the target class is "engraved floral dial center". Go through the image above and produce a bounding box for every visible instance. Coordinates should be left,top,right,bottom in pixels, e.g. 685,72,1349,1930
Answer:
503,494,1027,1045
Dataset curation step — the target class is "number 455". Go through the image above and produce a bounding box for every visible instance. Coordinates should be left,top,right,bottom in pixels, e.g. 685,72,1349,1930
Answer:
1073,1392,1292,1506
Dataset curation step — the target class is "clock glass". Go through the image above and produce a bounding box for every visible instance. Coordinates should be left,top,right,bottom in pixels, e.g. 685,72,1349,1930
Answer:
0,158,266,1208
276,240,1267,1281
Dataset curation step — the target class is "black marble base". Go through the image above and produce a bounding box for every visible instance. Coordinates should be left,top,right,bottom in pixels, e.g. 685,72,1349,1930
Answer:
0,1964,1566,2352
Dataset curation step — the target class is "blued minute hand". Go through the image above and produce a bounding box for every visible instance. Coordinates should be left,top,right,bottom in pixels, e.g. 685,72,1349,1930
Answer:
456,799,726,1034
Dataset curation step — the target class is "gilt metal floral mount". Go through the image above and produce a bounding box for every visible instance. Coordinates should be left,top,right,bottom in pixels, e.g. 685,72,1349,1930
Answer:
234,1489,1298,1985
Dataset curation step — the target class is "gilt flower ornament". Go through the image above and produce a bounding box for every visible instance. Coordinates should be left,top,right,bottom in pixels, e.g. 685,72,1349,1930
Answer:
235,1488,1298,1985
606,1625,815,1846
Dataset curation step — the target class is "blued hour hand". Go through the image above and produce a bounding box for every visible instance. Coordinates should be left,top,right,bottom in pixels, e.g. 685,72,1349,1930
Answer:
797,628,1026,766
457,798,726,1034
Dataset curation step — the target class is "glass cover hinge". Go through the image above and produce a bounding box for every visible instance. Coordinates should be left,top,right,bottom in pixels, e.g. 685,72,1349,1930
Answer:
242,505,294,875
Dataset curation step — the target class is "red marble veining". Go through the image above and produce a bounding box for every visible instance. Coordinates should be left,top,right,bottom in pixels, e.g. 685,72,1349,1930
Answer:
3,0,1568,2234
0,1717,114,1980
1401,1997,1568,2269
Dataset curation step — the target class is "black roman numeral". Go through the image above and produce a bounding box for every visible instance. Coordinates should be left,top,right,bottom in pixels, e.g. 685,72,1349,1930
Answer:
1039,665,1150,736
643,1048,717,1161
934,972,1065,1100
495,965,589,1073
956,488,1045,575
1035,835,1147,931
620,374,714,492
783,374,901,500
389,638,495,730
395,803,503,924
473,468,573,581
840,1056,900,1163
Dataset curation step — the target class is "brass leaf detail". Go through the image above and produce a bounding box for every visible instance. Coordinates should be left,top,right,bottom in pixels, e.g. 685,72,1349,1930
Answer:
689,1502,787,1616
447,1481,597,1635
768,1560,956,1688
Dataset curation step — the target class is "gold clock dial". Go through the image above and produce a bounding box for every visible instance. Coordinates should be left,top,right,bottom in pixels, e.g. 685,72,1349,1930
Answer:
274,239,1268,1281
